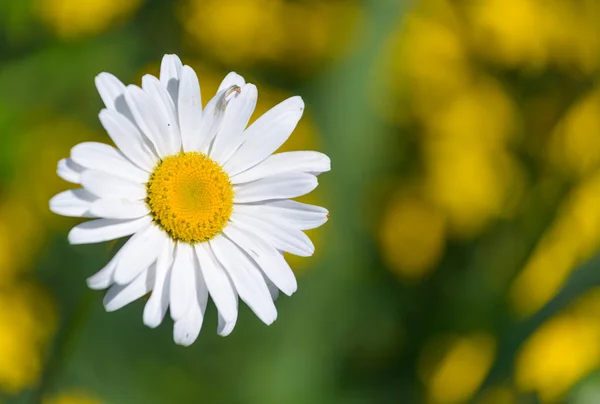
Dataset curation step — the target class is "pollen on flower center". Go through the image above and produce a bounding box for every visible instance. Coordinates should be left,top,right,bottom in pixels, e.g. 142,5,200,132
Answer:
146,152,234,244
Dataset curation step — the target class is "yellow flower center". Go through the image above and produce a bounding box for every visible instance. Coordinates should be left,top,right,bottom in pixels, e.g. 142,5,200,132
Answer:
146,152,234,243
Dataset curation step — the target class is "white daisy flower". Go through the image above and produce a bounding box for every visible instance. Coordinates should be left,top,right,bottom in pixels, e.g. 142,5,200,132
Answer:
50,54,330,346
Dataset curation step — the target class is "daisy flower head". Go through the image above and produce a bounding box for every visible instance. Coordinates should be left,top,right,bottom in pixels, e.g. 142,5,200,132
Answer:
50,54,330,346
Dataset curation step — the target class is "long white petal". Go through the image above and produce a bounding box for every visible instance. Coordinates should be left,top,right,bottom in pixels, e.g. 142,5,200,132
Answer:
218,72,246,93
124,85,172,158
178,65,203,152
160,54,183,105
210,235,277,325
80,170,147,200
195,243,238,326
89,199,149,219
210,84,257,164
224,223,297,296
173,292,203,347
103,266,155,312
113,224,164,285
231,152,330,184
233,172,317,203
170,242,196,321
87,244,126,290
231,212,314,257
99,109,157,171
49,189,97,218
68,216,151,245
233,200,328,230
196,86,239,153
224,96,304,176
57,158,85,184
71,142,150,183
95,73,126,110
144,238,174,328
142,75,181,155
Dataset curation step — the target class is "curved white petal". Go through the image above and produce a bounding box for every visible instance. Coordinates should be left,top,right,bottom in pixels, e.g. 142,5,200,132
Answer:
224,96,304,176
218,72,246,93
68,216,152,245
124,85,172,158
231,152,330,184
196,86,239,153
195,243,238,326
170,242,196,321
142,75,181,155
89,199,149,219
173,291,204,347
231,212,314,257
233,172,317,203
210,235,277,325
49,189,97,218
71,142,150,183
113,224,164,285
95,73,126,110
80,170,147,200
99,109,157,171
233,200,328,230
104,265,155,312
144,238,174,328
217,312,237,337
86,246,125,290
57,158,85,184
210,84,257,164
160,54,183,104
178,65,203,152
224,222,297,296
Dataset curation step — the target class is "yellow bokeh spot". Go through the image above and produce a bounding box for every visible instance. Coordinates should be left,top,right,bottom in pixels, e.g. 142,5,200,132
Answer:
147,152,233,244
44,391,102,404
510,172,600,316
476,386,517,404
0,283,56,394
420,333,497,404
516,289,600,402
36,0,143,38
379,192,446,281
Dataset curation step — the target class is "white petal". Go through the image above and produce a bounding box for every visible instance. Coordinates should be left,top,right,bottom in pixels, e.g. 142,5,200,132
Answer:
170,243,196,321
113,224,164,285
233,172,317,203
264,273,280,301
224,222,297,296
173,295,203,347
80,170,146,200
49,189,97,218
195,87,238,153
87,247,123,290
231,212,314,257
142,75,181,155
210,84,257,164
218,72,246,93
68,216,151,245
160,54,183,104
143,238,174,328
95,73,126,110
89,199,149,219
217,312,237,337
231,152,330,184
195,243,237,325
99,109,157,171
71,142,150,183
224,96,304,176
234,200,328,230
57,158,85,184
210,235,277,325
124,85,172,158
178,65,203,152
103,266,155,312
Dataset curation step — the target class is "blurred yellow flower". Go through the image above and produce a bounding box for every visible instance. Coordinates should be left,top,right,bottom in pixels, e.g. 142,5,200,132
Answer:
550,88,600,177
44,391,102,404
419,332,497,404
510,172,600,316
379,191,446,281
0,283,56,394
179,0,360,73
36,0,143,38
516,289,600,402
476,386,517,404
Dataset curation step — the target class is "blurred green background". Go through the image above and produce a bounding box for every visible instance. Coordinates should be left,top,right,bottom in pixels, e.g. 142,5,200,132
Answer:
0,0,599,403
